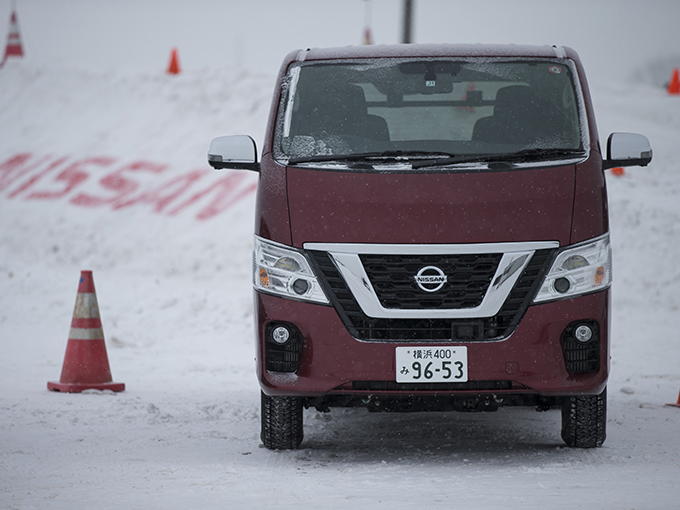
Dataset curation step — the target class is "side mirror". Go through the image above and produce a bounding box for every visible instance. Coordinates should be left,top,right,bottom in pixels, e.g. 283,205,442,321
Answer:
208,135,259,171
603,132,652,170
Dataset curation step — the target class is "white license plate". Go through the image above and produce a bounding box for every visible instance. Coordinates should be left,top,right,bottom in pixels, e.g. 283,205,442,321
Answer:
396,346,468,383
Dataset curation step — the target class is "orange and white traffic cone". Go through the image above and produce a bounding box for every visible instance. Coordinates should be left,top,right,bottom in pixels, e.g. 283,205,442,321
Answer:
167,47,180,75
667,389,680,408
2,9,24,63
668,68,680,96
48,271,125,393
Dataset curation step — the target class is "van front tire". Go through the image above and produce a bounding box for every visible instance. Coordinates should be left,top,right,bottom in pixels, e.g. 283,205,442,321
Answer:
261,392,304,450
560,388,607,448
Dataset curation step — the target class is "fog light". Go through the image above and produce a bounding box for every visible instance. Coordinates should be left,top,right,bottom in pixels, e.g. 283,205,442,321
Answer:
554,277,571,294
574,324,593,343
271,326,290,344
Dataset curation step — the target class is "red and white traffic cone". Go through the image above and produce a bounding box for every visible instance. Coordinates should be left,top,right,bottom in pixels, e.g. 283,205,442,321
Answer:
667,389,680,408
2,9,24,63
48,271,125,393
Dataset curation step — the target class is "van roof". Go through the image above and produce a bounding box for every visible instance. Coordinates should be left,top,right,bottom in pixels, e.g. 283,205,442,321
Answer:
293,43,576,63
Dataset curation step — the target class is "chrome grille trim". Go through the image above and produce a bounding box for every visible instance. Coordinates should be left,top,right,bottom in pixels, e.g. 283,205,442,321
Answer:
303,241,559,319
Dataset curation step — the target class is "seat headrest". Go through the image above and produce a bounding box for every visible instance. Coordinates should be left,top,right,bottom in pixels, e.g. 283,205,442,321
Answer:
493,85,540,121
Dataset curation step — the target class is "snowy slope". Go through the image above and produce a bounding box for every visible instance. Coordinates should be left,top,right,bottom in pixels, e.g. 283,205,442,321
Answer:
2,42,680,510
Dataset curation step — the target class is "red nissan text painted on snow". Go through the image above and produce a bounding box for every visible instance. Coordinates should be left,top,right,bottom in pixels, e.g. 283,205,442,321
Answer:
208,44,652,450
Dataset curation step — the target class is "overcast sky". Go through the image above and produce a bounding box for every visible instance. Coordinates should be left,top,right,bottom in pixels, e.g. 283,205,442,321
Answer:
2,0,679,85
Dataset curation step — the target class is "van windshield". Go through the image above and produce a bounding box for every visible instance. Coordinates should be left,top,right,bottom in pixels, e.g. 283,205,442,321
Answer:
276,58,585,168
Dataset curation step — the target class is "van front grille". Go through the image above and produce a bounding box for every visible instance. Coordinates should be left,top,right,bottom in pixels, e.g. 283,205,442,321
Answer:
308,248,555,342
360,253,502,309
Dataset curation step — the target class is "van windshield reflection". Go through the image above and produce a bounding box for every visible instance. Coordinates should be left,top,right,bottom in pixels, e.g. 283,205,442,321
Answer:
277,58,585,169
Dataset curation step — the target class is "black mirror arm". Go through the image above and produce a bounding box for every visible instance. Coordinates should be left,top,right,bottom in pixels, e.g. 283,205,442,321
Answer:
208,157,260,172
602,157,651,170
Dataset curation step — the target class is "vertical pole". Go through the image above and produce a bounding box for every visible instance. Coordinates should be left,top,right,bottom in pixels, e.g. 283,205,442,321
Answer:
402,0,413,44
363,0,373,45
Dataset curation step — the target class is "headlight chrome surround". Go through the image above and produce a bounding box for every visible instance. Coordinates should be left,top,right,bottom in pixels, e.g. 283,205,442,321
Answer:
534,233,612,303
253,235,329,304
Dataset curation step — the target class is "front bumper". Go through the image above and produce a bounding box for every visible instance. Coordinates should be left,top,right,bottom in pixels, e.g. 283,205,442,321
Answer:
255,289,610,400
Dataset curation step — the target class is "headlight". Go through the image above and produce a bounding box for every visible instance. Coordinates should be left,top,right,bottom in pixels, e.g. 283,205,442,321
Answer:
253,236,329,304
533,233,612,303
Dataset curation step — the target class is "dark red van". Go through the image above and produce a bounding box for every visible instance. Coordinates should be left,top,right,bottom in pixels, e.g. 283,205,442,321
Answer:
208,44,652,449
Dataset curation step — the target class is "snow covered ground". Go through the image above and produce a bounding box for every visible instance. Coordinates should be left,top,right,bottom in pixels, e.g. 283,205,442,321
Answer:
2,2,680,509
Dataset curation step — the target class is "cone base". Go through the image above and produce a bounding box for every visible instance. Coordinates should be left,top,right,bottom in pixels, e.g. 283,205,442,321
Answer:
47,380,125,393
666,402,680,408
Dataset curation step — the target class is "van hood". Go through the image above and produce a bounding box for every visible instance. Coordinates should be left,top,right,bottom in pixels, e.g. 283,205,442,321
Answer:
286,165,575,248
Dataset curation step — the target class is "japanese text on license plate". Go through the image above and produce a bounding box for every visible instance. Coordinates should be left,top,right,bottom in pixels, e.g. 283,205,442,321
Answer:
396,346,468,383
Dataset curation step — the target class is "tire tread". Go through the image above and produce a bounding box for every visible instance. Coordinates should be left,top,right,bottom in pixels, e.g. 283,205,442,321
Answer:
561,388,607,448
261,392,304,450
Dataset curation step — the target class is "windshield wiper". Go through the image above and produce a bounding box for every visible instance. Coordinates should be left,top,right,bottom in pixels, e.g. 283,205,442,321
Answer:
287,150,456,165
412,148,587,169
289,148,586,168
494,148,587,162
